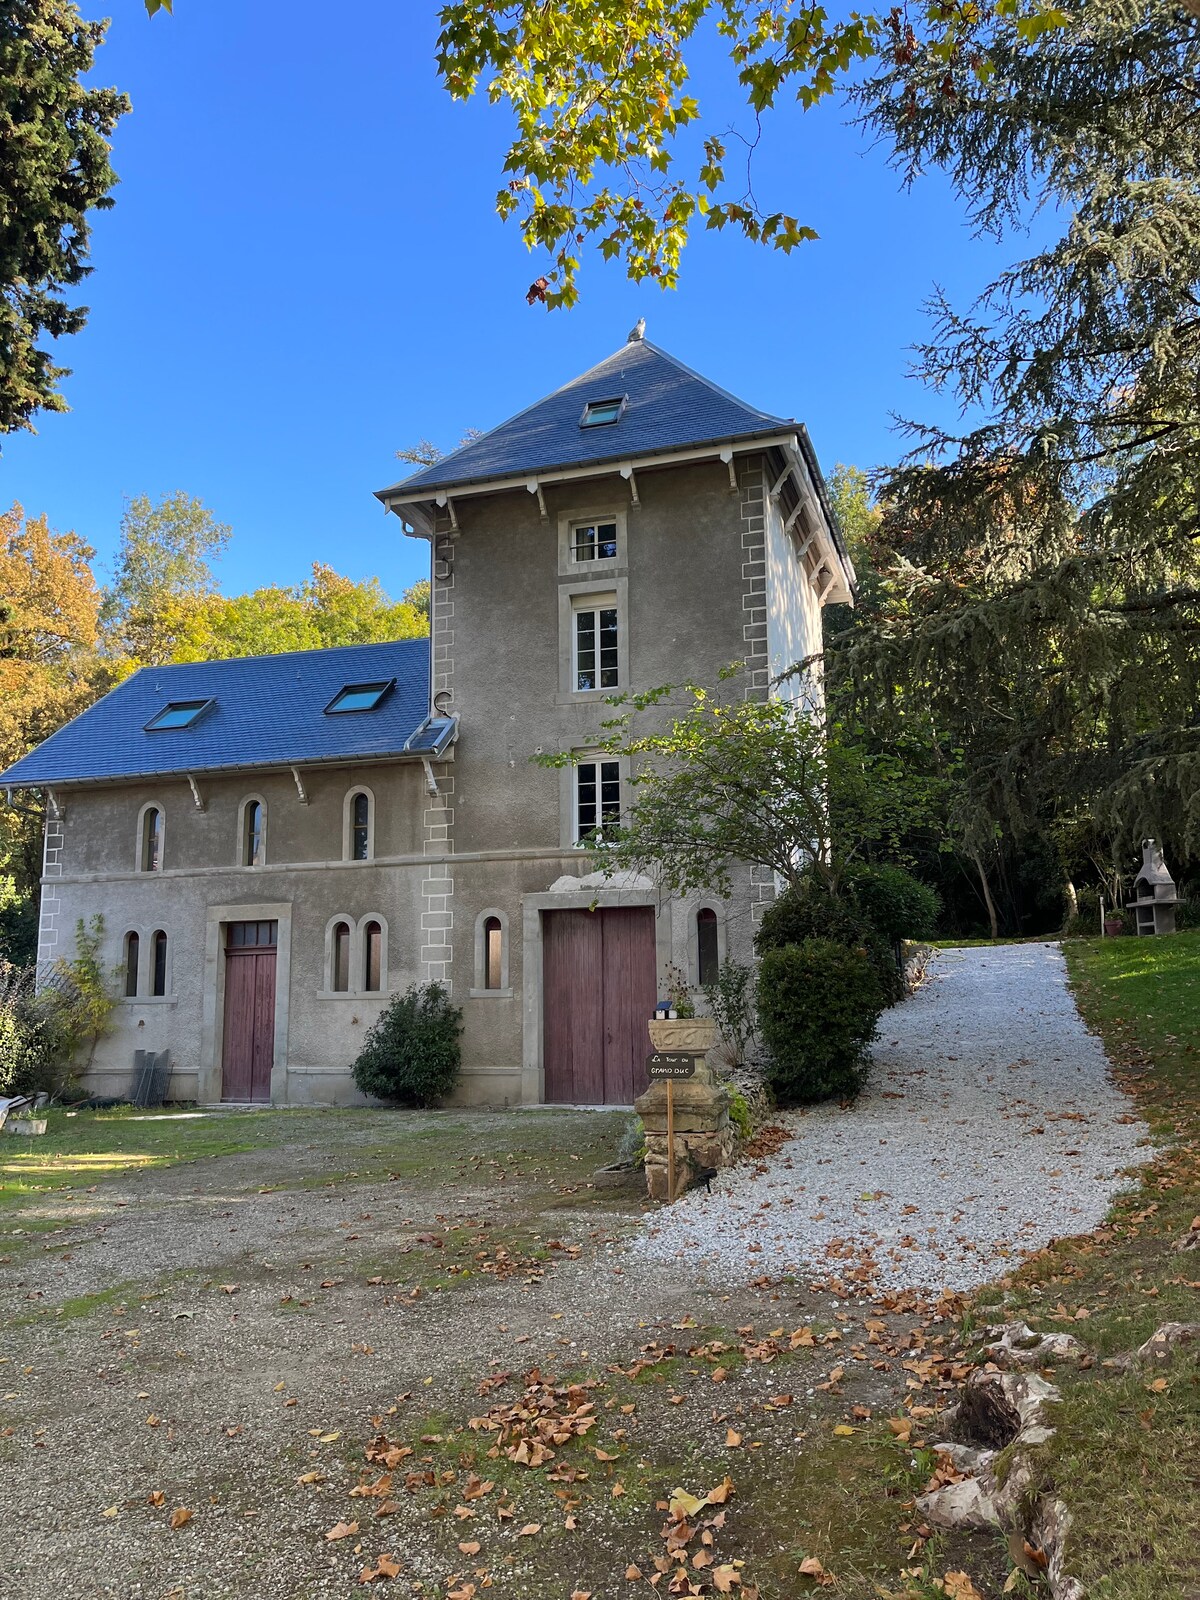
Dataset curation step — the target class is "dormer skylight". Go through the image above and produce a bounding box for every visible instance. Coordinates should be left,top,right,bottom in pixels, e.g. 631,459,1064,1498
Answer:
324,679,395,715
579,395,626,428
144,698,215,731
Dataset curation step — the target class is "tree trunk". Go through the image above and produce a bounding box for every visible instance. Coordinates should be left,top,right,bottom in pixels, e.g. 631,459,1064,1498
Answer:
973,852,1000,940
1063,879,1078,924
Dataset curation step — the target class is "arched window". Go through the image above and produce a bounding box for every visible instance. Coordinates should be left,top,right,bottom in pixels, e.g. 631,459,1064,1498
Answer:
696,907,719,988
152,930,168,997
472,909,510,995
363,920,382,992
140,806,163,872
332,920,351,992
124,931,140,998
243,799,264,866
484,916,503,990
345,788,373,862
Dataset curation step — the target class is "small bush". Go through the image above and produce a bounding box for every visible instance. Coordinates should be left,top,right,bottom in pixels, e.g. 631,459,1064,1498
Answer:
352,982,463,1107
756,882,904,1005
702,960,756,1070
0,963,49,1097
727,1086,753,1142
844,863,941,942
757,939,883,1105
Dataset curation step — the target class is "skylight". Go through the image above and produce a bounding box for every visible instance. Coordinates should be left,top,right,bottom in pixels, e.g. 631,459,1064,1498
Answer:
145,699,214,731
325,679,395,715
580,396,625,428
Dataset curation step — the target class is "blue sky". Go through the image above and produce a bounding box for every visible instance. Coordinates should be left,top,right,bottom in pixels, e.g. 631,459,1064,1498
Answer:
3,1,1034,601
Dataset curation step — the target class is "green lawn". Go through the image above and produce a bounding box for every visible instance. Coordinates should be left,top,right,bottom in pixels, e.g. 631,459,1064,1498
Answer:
995,932,1200,1598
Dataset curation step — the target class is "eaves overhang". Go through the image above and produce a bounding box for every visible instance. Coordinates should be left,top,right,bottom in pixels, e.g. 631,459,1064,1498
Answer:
375,427,803,537
1,740,458,797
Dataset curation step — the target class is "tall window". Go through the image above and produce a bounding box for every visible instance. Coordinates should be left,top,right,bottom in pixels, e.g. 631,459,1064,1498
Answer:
697,908,719,988
350,792,370,861
140,807,162,872
576,760,621,843
570,520,617,562
484,916,503,990
332,921,351,992
124,932,140,998
151,930,168,997
243,800,264,867
363,921,382,993
574,605,619,691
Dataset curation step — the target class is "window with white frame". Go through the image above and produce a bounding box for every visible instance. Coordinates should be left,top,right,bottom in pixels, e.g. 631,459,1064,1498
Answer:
575,759,621,843
573,599,619,692
569,519,618,563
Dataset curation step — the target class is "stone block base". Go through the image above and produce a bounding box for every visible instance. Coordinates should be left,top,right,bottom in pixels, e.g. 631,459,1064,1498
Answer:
636,1076,734,1201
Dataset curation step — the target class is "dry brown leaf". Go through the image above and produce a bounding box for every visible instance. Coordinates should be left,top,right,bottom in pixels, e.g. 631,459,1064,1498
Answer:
942,1573,984,1600
517,1522,541,1537
725,1429,742,1448
712,1566,741,1593
626,1565,645,1580
169,1508,193,1531
359,1553,402,1583
147,1491,165,1507
326,1520,359,1541
458,1541,481,1556
798,1555,835,1586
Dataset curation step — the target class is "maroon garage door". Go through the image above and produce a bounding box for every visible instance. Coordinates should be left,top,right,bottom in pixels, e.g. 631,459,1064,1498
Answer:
221,920,277,1103
542,907,657,1104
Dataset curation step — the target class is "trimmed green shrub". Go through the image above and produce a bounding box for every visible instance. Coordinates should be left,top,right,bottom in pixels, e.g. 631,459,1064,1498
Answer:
352,982,463,1107
844,863,941,942
0,963,48,1097
756,882,904,1005
757,939,884,1104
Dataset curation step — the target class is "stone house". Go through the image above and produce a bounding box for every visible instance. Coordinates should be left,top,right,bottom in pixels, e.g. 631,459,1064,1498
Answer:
1,333,854,1107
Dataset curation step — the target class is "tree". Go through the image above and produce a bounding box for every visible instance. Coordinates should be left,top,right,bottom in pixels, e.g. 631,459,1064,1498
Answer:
167,564,428,662
0,1,128,434
100,492,232,664
541,671,941,897
430,1,1069,306
0,504,105,958
833,1,1200,885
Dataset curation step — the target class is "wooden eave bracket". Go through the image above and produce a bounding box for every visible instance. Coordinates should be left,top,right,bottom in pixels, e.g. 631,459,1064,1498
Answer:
186,774,205,813
291,767,309,804
435,492,460,532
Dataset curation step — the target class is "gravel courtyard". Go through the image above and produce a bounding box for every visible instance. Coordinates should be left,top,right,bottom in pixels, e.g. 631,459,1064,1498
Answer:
634,942,1153,1291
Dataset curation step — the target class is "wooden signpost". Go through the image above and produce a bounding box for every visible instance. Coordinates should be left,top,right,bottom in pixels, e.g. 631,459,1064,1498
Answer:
647,1052,698,1202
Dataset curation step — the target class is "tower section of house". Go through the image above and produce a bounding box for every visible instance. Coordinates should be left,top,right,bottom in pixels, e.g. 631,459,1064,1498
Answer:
374,331,855,1106
1,332,853,1109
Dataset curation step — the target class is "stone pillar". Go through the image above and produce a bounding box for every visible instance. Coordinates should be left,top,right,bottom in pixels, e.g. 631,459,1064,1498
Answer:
635,1061,735,1201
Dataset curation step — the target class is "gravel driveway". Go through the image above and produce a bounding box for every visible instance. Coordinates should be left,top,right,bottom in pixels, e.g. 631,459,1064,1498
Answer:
635,942,1152,1292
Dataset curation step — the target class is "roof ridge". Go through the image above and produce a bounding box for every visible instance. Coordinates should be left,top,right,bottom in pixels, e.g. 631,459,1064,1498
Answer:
390,341,638,494
130,637,428,675
637,340,789,427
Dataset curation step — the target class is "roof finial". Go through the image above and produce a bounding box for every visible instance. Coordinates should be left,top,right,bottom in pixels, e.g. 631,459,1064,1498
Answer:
628,317,646,343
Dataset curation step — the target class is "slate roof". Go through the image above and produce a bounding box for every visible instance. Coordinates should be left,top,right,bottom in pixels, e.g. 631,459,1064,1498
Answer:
376,338,794,502
0,640,440,789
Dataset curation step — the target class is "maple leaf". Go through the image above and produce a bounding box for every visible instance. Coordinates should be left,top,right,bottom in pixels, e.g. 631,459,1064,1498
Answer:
326,1520,359,1541
798,1555,835,1586
458,1540,481,1556
942,1573,984,1600
169,1507,193,1530
359,1553,402,1583
712,1566,741,1593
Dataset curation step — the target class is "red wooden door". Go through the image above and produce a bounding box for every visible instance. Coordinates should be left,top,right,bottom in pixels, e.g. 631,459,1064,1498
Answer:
221,921,277,1103
542,907,656,1104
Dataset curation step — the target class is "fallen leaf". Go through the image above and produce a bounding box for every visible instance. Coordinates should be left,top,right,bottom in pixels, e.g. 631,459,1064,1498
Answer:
725,1429,742,1448
458,1541,481,1556
626,1566,645,1581
101,1505,119,1519
326,1520,359,1541
942,1573,984,1600
833,1424,855,1437
360,1553,401,1583
712,1566,741,1594
169,1508,193,1530
517,1522,541,1536
798,1555,835,1586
